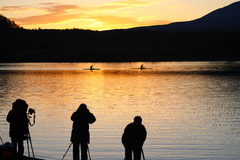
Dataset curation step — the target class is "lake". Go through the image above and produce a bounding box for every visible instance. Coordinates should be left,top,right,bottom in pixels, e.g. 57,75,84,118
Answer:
0,62,240,160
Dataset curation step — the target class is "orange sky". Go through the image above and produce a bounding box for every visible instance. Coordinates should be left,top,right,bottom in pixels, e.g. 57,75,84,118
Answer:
0,0,239,30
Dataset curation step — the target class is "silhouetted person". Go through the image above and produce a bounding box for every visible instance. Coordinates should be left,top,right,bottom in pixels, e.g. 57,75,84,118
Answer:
140,64,145,70
70,103,96,160
122,116,147,160
6,99,29,159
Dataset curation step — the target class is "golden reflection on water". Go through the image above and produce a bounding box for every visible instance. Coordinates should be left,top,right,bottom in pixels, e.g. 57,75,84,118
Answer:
0,62,240,160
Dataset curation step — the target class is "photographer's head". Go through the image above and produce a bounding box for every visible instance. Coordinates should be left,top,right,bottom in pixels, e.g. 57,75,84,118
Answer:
12,99,28,112
77,103,89,113
80,103,87,109
134,116,142,124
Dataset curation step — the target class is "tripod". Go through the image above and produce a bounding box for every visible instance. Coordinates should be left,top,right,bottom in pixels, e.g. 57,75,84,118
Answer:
26,133,35,158
25,108,36,158
62,143,91,160
87,144,91,160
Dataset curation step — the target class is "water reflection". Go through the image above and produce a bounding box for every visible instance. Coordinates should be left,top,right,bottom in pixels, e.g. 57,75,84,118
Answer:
0,62,240,160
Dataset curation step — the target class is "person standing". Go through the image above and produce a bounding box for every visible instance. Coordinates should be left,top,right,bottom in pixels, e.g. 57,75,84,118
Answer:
70,103,96,160
6,99,29,159
122,116,147,160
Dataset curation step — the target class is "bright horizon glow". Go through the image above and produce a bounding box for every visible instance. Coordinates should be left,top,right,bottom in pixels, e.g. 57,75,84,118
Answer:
0,0,239,31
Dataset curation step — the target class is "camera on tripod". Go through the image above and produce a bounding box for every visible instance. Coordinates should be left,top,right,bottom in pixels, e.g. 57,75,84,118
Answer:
27,108,36,157
27,108,36,126
28,108,35,115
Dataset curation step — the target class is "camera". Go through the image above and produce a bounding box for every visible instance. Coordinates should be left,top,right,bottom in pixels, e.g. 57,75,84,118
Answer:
28,108,36,126
28,108,35,115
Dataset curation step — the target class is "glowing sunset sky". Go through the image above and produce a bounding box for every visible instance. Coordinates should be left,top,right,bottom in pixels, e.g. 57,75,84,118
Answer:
0,0,238,30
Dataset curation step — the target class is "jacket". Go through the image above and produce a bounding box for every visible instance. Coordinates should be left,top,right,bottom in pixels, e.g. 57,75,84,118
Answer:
6,109,29,139
122,122,147,146
70,109,96,143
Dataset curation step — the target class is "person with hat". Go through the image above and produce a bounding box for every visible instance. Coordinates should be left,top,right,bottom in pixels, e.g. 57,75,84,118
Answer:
70,103,96,160
122,116,147,160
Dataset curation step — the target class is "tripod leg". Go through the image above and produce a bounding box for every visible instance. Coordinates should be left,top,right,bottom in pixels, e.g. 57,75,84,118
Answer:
29,137,35,158
141,148,145,160
26,138,30,157
0,136,4,144
62,143,72,160
87,144,91,160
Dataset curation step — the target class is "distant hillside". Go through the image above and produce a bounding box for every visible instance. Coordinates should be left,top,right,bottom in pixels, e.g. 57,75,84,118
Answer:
0,14,21,30
130,1,240,32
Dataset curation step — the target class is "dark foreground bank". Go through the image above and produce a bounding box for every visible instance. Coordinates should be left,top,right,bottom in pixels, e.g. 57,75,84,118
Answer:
23,156,44,160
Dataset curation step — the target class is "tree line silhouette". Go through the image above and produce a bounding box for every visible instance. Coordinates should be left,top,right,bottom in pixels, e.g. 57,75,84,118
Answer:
1,14,240,62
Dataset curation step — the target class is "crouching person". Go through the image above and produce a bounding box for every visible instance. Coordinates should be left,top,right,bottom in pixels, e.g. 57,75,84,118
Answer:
122,116,147,160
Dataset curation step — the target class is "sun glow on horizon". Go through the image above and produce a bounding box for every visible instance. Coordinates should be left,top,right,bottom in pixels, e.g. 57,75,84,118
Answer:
0,0,238,30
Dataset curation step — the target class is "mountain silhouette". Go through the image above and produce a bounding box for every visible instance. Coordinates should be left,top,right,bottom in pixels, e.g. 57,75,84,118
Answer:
130,1,240,32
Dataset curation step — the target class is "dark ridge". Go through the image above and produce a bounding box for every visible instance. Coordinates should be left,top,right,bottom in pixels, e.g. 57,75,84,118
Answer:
129,1,240,32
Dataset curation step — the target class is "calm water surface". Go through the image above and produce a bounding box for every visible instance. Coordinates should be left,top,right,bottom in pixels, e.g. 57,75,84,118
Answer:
0,62,240,160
